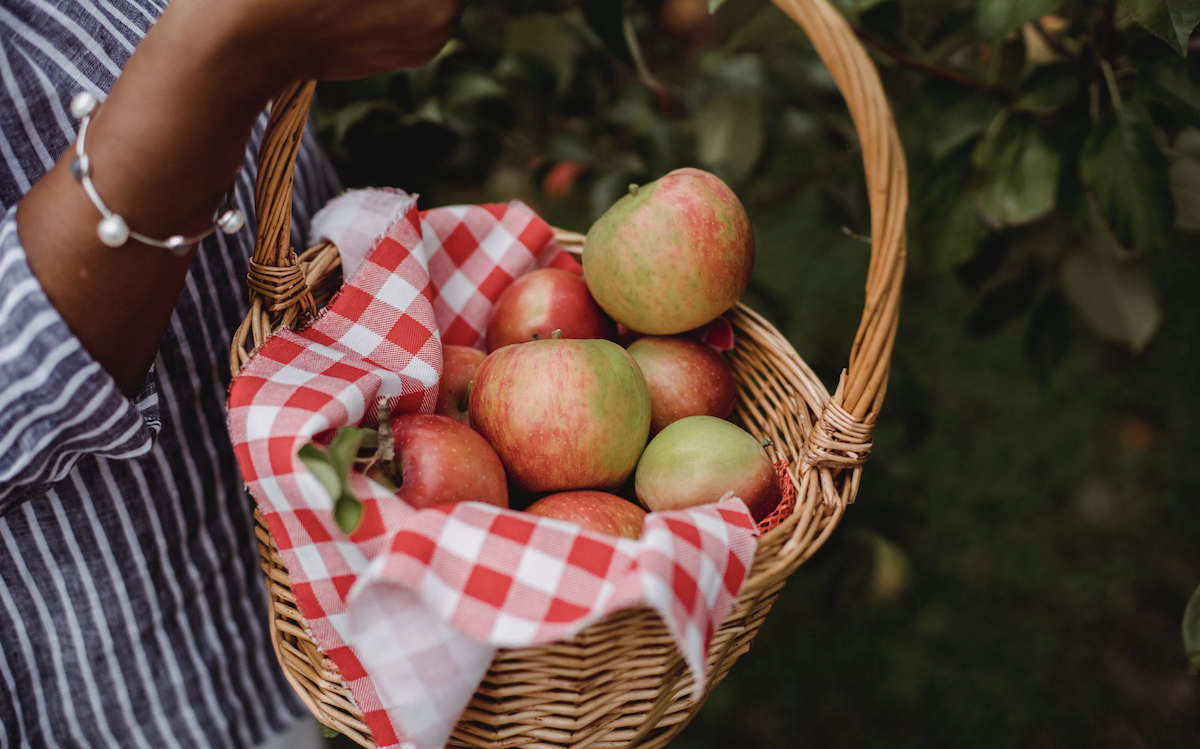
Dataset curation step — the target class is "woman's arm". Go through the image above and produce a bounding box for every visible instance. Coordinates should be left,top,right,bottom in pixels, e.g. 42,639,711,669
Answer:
16,0,462,395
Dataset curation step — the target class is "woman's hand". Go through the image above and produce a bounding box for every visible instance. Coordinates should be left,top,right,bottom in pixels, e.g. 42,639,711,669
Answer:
226,0,467,83
17,0,465,395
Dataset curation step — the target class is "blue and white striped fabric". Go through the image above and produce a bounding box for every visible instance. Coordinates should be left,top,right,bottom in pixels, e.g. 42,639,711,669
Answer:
0,1,342,746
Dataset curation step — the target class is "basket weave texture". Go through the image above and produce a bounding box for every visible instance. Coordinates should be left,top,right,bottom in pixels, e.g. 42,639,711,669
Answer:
229,0,907,746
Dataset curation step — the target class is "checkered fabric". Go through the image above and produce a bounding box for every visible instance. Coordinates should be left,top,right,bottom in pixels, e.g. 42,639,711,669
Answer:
228,191,760,749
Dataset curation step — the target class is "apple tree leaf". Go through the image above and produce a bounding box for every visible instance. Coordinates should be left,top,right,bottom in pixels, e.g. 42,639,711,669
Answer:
1122,0,1200,56
1080,108,1175,254
579,0,635,68
1061,244,1161,352
976,0,1060,39
708,0,727,12
1185,583,1200,671
319,725,341,739
297,426,376,535
1169,151,1200,232
912,145,991,271
696,92,764,184
972,113,1062,228
297,443,343,501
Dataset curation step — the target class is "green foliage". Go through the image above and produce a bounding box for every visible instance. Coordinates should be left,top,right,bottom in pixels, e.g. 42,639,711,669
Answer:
1123,0,1200,55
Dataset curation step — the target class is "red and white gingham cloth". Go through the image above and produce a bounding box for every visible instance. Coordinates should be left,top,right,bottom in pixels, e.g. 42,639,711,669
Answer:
227,190,760,749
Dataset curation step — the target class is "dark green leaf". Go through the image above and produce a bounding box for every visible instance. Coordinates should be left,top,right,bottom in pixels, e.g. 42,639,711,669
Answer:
1186,583,1200,671
1170,152,1200,231
443,73,507,114
723,4,806,52
1061,244,1161,352
972,113,1062,227
579,0,635,67
965,267,1041,337
696,93,764,183
504,14,577,96
1144,64,1200,128
929,98,1004,160
913,146,991,271
1014,66,1082,113
1024,289,1071,378
1122,0,1200,56
1080,108,1175,254
976,0,1060,39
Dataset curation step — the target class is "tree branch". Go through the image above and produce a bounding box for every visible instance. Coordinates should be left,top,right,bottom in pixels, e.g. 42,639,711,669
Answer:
855,30,1015,100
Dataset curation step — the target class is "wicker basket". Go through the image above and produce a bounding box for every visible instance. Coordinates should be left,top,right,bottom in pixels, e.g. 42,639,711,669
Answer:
229,0,907,746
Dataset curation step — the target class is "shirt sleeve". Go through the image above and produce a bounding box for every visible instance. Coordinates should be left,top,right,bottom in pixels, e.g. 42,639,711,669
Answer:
0,205,159,510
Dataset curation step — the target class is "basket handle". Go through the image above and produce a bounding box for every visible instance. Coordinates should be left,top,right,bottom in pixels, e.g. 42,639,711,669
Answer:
231,0,907,457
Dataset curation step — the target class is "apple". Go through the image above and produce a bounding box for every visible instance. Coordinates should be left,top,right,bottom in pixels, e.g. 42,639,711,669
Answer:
373,413,508,510
582,168,754,335
469,335,651,493
525,491,647,539
634,415,780,521
626,336,737,435
486,268,616,352
435,345,486,425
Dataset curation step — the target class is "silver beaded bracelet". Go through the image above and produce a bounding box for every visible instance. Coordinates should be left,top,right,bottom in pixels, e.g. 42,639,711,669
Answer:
69,91,246,256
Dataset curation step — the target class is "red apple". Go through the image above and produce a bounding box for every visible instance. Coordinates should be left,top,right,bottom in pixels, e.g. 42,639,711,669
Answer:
374,413,508,510
583,168,753,334
525,491,647,539
486,268,616,352
435,345,486,425
469,336,651,493
626,336,737,435
634,415,779,521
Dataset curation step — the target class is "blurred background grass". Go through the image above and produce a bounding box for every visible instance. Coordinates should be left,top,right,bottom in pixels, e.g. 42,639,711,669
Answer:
320,0,1200,746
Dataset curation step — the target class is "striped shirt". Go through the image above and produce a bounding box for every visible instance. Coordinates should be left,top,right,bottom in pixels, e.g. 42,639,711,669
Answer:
0,1,342,746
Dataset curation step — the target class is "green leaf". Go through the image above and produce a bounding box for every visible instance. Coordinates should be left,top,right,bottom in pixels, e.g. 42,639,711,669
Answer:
318,724,340,739
443,73,507,113
1024,289,1072,379
1014,66,1082,113
928,98,1004,160
912,145,991,271
333,495,364,536
1080,108,1175,254
298,427,374,536
708,0,728,12
1170,152,1200,232
297,444,343,500
696,93,764,183
972,113,1062,228
1144,65,1200,129
504,14,578,96
1122,0,1200,56
976,0,1060,39
1186,583,1200,671
579,0,635,68
723,4,806,52
1061,244,1161,352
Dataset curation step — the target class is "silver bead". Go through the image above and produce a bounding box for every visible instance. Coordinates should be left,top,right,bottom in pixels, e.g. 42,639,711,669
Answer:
70,91,98,120
69,154,90,180
164,235,188,256
97,214,129,247
217,207,245,235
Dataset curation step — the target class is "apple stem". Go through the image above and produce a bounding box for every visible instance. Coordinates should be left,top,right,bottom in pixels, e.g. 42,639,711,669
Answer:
759,437,774,449
552,329,562,340
628,183,640,196
460,380,473,413
377,398,395,462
